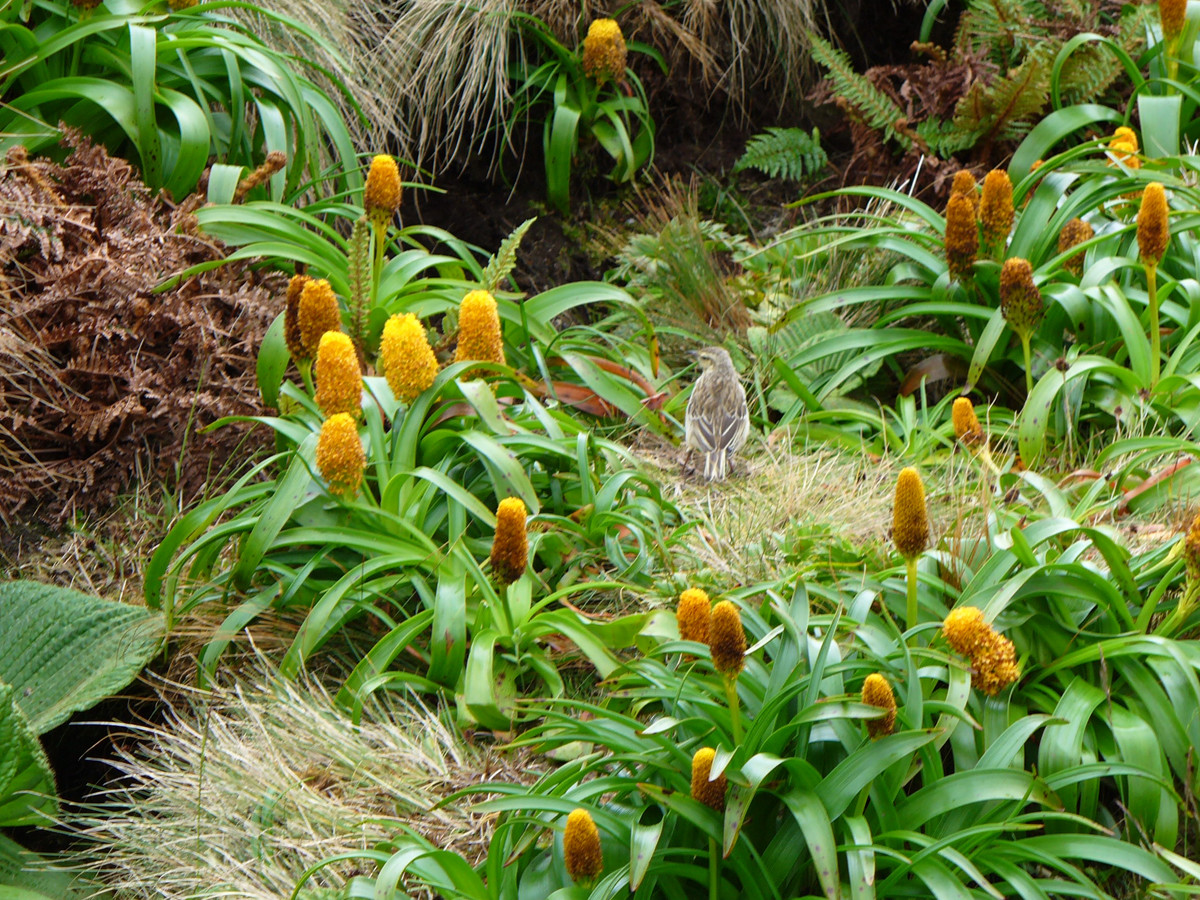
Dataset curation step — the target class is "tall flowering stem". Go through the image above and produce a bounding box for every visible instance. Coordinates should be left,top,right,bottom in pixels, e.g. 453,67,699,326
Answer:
1161,0,1186,84
999,258,1043,395
1138,183,1169,388
709,600,745,743
691,747,726,900
364,155,402,311
893,467,929,630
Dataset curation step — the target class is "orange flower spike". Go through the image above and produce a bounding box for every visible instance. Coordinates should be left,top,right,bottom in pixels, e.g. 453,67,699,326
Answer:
316,413,365,497
581,18,627,85
283,273,312,360
677,588,712,643
892,467,929,561
708,600,746,678
944,193,979,283
454,289,506,375
1137,182,1169,267
298,278,342,358
862,674,897,739
563,809,603,886
690,747,727,811
313,331,364,418
364,155,402,228
979,169,1014,260
490,497,529,586
380,313,438,404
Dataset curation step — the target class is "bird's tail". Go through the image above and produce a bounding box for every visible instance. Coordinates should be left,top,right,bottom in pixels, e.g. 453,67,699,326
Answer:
703,450,727,482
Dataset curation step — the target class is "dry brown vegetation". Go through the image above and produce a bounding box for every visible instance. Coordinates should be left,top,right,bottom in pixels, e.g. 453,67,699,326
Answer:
0,130,278,521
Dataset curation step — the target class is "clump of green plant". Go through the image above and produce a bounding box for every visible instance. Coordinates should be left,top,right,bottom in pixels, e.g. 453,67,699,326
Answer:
765,132,1200,471
0,0,362,200
149,160,678,728
508,13,660,213
298,491,1199,898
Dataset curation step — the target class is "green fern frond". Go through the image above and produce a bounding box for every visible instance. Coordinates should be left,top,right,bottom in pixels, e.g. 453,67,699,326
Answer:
808,32,910,150
1056,42,1123,105
734,128,828,180
913,118,978,158
481,217,535,293
953,41,1054,145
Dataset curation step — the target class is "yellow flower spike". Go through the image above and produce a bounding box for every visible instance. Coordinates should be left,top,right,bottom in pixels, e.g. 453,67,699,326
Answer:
944,192,979,283
861,674,896,739
1057,218,1094,277
708,600,746,679
999,257,1044,337
563,809,603,886
972,632,1020,696
283,273,312,360
315,413,365,497
690,747,727,811
1137,183,1169,266
894,466,929,629
1108,128,1140,169
380,313,438,404
581,18,627,86
677,588,712,644
490,497,528,586
942,606,992,658
453,289,506,376
999,257,1044,394
1161,0,1187,41
298,279,342,358
314,331,364,418
979,169,1014,260
952,397,984,449
364,155,402,227
949,169,978,208
892,467,929,561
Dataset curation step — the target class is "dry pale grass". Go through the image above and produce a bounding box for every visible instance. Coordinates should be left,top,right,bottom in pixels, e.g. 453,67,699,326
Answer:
70,655,541,900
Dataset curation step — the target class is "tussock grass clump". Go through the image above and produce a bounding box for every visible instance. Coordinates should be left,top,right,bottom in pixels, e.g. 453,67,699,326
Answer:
72,658,528,899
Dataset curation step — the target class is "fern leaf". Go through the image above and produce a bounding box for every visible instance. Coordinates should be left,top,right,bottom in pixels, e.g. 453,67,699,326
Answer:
914,118,978,158
808,32,910,150
481,217,535,293
952,41,1054,145
734,128,828,180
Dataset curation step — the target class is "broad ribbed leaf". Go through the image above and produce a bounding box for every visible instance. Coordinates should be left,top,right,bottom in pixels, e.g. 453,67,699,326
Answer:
0,581,163,735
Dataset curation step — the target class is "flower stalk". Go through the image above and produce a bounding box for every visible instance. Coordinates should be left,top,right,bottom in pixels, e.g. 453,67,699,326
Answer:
1138,183,1169,388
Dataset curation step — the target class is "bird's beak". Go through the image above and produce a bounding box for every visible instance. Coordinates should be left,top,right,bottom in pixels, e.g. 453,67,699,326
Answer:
686,349,699,359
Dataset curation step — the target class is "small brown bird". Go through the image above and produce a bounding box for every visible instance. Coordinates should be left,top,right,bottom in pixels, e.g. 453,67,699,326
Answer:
685,347,749,481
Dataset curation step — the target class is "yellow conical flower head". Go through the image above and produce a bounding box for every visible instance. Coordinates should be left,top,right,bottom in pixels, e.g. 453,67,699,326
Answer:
708,600,746,678
979,169,1014,259
999,257,1044,338
942,606,992,658
364,155,402,227
453,289,505,376
490,497,528,586
677,588,712,643
972,632,1020,696
949,170,978,211
1137,182,1169,266
581,18,627,85
1184,510,1200,584
944,193,979,283
298,279,342,358
563,809,603,885
952,397,984,448
1108,128,1140,169
1057,218,1094,277
380,313,438,404
1161,0,1187,40
316,413,365,497
690,747,727,811
284,274,312,360
314,331,363,418
861,673,896,739
892,467,929,561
